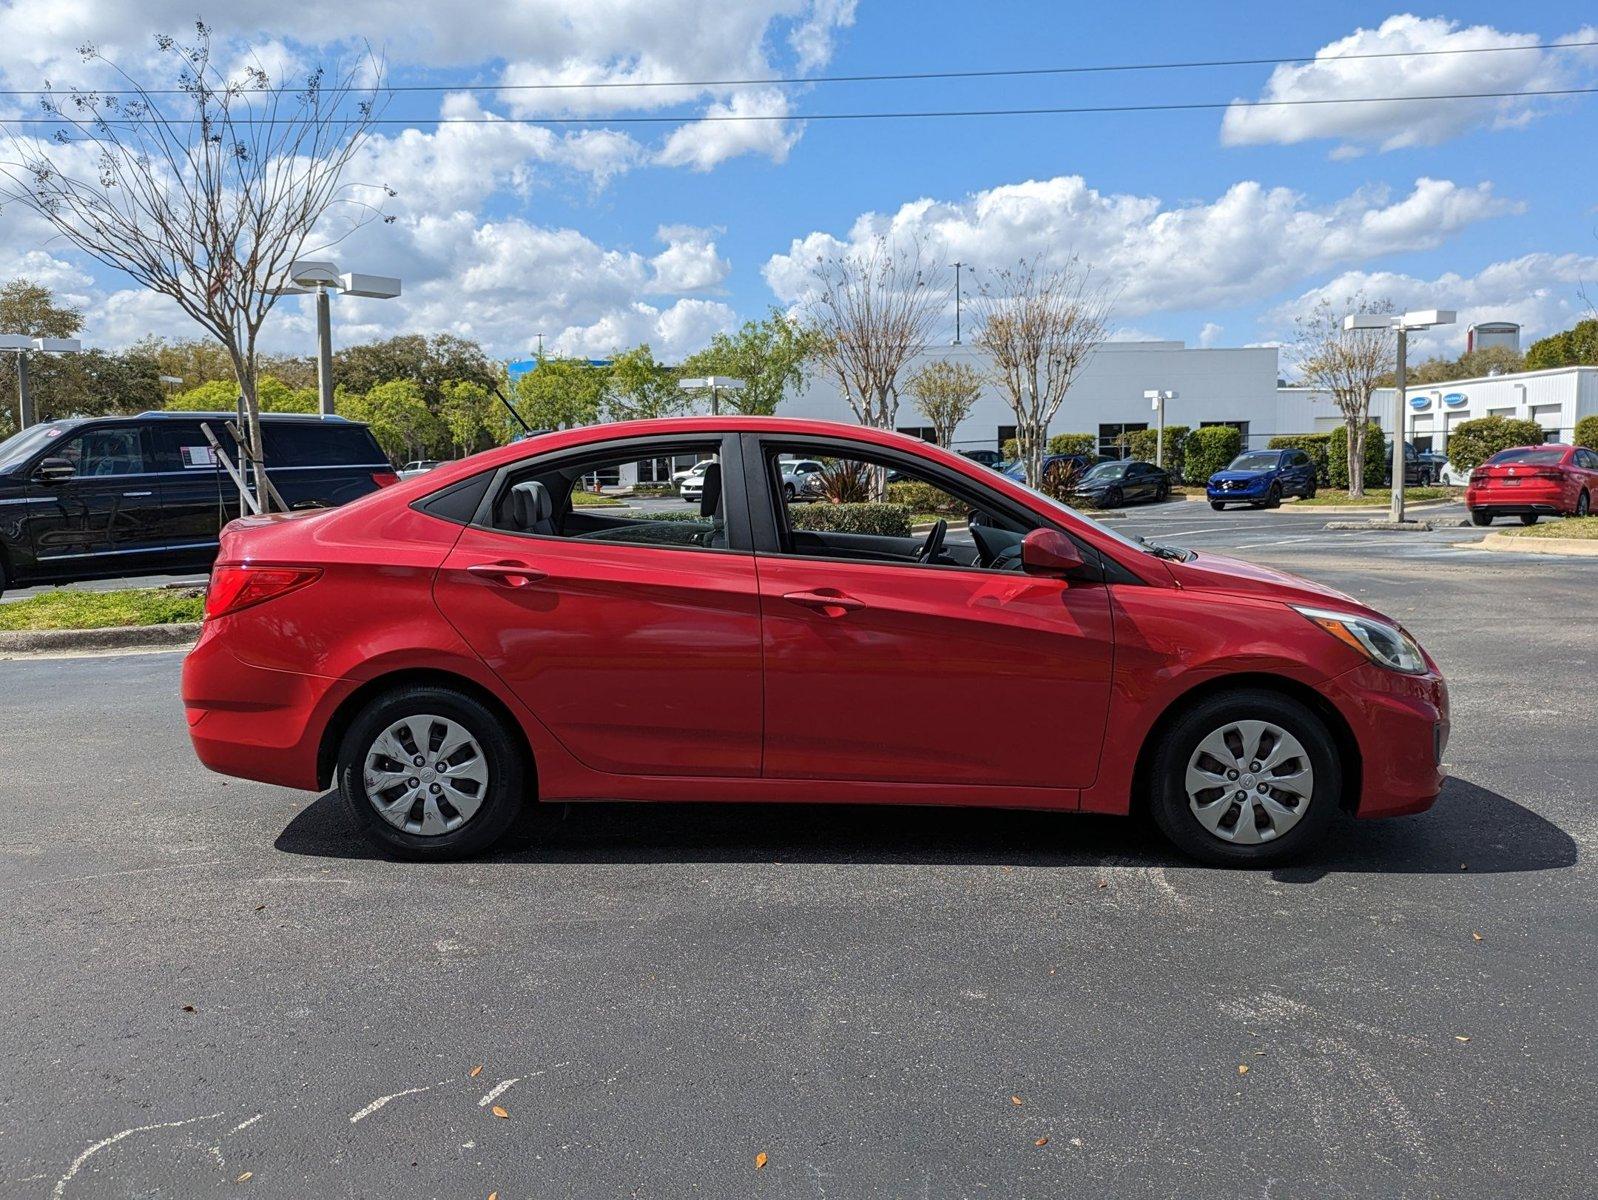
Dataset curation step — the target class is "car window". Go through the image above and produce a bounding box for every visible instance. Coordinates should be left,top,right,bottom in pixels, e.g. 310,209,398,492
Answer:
1486,447,1566,466
489,440,732,552
1578,449,1598,470
54,427,147,477
260,422,389,467
762,443,1044,573
0,422,72,472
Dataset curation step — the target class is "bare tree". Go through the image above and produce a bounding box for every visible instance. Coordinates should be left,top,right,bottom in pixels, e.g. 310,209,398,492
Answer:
0,21,388,508
907,359,981,448
974,256,1114,488
806,238,944,433
1293,294,1395,498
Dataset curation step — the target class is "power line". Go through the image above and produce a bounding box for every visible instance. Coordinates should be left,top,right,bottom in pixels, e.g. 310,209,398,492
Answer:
5,85,1596,126
0,37,1594,98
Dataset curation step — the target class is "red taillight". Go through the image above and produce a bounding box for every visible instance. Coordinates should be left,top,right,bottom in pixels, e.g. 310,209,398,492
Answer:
1531,469,1565,480
205,565,322,619
372,471,399,487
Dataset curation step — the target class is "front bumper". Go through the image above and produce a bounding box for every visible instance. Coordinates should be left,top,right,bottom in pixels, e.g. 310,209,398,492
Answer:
1322,662,1449,819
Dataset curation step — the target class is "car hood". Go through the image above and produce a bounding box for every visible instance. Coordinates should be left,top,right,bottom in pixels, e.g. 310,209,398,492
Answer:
1162,550,1368,612
1208,469,1271,483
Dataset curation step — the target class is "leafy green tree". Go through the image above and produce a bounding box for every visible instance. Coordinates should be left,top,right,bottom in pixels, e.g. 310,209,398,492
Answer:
0,278,83,338
1524,319,1598,371
1185,425,1243,483
168,375,314,413
1446,415,1549,472
1327,422,1386,489
339,379,445,463
334,334,498,407
514,356,609,430
677,309,816,415
437,380,507,456
604,344,684,421
1575,414,1598,451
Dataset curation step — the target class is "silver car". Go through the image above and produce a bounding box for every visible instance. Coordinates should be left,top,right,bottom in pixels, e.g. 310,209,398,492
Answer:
779,459,824,500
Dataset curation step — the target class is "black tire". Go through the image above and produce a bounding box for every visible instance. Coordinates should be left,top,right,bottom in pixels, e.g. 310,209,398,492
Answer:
1519,514,1539,526
1304,480,1317,499
337,685,528,860
1156,483,1170,503
1470,509,1493,527
1209,501,1225,511
1264,483,1283,509
1148,688,1342,867
1577,491,1590,517
1104,487,1123,509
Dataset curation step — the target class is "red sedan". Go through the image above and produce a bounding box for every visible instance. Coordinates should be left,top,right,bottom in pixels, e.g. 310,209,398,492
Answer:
1467,443,1598,526
182,418,1448,866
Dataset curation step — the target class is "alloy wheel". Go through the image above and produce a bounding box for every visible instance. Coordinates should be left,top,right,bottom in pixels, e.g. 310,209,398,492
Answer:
362,714,490,836
1183,719,1314,845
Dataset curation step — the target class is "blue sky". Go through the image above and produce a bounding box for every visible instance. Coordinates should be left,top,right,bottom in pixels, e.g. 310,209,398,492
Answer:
0,2,1594,365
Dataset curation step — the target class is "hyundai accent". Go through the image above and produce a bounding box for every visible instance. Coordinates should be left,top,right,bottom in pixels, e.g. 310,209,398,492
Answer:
182,418,1448,866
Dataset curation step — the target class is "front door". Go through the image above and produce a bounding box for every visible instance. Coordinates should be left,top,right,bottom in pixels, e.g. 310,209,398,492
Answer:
22,423,169,575
746,436,1115,790
432,436,764,778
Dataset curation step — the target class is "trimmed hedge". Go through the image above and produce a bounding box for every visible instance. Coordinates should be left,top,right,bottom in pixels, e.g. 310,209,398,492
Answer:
1575,414,1598,451
1185,425,1242,483
887,480,963,515
1445,415,1549,472
1001,432,1094,460
1326,422,1386,489
1118,425,1189,481
1267,433,1332,485
789,502,913,537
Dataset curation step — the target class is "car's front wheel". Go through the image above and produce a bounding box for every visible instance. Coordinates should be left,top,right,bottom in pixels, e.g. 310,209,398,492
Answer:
1303,480,1317,499
1519,514,1539,526
1578,491,1591,517
1209,501,1225,511
1261,483,1282,509
337,685,528,859
1148,688,1341,866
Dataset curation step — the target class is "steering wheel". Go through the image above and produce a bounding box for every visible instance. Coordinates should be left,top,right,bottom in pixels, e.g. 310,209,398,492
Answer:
914,518,947,563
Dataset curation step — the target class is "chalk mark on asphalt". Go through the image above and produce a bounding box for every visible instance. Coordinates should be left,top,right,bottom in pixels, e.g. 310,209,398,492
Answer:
349,1085,434,1124
3,859,241,896
477,1077,521,1107
53,1111,224,1197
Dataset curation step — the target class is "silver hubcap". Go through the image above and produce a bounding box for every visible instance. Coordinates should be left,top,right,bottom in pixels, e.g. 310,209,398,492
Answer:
362,714,490,836
1184,720,1314,845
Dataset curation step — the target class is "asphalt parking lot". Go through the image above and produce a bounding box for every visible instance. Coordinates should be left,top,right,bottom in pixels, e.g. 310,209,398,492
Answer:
2,499,1595,1197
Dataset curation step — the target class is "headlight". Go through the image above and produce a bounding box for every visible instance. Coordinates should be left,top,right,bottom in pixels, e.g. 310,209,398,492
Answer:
1292,605,1427,674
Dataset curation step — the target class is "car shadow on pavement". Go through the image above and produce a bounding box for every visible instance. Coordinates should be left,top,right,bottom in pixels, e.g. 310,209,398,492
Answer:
274,776,1574,879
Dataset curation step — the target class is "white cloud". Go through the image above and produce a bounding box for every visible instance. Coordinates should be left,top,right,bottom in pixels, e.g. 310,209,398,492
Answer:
656,89,803,172
648,226,731,293
1271,253,1598,357
763,174,1521,316
1221,15,1598,154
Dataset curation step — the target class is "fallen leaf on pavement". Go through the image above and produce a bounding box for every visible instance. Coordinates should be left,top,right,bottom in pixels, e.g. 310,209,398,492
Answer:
235,1172,252,1183
491,1106,508,1119
470,1065,483,1078
488,1193,498,1200
1238,1064,1249,1075
1011,1096,1022,1106
254,905,265,912
1472,932,1483,942
755,1152,768,1170
1034,1137,1049,1147
1455,1035,1471,1043
181,1005,195,1013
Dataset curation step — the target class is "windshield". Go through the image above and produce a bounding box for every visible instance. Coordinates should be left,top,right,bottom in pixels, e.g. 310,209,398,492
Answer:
1486,447,1565,465
1227,452,1281,471
1084,462,1127,480
0,423,70,473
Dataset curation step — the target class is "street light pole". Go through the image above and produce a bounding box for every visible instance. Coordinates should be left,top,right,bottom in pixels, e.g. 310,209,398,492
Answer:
1144,390,1177,468
315,285,335,416
679,375,745,417
1,335,83,429
953,261,964,345
274,261,402,417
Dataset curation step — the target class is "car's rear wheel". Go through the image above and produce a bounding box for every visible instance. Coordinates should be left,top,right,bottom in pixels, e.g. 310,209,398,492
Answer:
337,685,527,859
1303,480,1317,499
783,483,796,500
1576,491,1590,517
1148,689,1341,867
1470,509,1493,527
1519,514,1539,526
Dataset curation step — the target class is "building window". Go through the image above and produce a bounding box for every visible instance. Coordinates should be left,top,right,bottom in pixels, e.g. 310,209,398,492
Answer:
895,426,937,443
1098,422,1148,458
997,425,1017,454
1200,420,1252,449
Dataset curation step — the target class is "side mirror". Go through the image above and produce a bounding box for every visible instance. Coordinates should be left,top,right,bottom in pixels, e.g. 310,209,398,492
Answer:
34,456,75,484
1021,527,1084,577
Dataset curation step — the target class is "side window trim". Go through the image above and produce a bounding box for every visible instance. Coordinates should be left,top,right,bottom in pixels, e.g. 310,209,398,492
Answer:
469,432,753,554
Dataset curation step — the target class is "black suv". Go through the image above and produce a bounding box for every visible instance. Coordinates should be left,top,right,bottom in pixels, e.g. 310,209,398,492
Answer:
0,411,393,595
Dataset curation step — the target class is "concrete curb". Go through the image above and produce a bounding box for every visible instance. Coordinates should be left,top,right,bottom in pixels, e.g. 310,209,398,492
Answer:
0,621,201,655
1323,519,1443,532
1475,532,1598,557
1272,499,1459,516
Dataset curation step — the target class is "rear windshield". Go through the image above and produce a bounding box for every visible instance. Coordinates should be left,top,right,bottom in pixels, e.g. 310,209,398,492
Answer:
260,422,388,467
1485,447,1565,466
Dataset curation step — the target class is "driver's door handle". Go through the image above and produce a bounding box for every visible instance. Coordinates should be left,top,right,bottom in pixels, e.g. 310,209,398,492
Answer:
782,589,865,614
467,560,547,587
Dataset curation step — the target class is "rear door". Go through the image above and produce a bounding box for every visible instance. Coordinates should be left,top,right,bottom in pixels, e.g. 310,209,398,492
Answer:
432,433,764,778
21,423,169,575
147,419,242,558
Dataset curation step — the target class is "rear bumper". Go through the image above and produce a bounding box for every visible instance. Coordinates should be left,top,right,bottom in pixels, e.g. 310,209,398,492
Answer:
1467,483,1571,514
1323,663,1448,819
181,621,351,791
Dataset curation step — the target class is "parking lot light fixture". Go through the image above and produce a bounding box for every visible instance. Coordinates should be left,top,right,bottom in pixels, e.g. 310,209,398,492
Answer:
273,260,402,417
1,334,83,429
1343,309,1455,523
679,376,745,416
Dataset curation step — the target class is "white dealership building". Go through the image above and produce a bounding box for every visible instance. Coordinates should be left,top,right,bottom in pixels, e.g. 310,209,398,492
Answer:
778,340,1598,462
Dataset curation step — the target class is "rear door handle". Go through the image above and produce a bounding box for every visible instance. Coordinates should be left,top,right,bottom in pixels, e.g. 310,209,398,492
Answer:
467,560,548,586
782,589,865,614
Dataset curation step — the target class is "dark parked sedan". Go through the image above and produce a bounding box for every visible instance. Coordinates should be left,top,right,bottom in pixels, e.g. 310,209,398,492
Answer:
1072,460,1171,508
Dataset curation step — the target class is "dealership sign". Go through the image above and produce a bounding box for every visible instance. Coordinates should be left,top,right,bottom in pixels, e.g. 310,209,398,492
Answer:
1408,393,1431,411
1442,392,1468,407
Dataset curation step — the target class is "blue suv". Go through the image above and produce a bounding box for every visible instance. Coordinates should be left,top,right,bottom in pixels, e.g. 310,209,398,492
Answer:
1207,448,1318,510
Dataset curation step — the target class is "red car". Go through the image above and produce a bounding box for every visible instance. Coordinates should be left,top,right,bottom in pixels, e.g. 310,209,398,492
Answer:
182,418,1448,866
1466,443,1598,526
